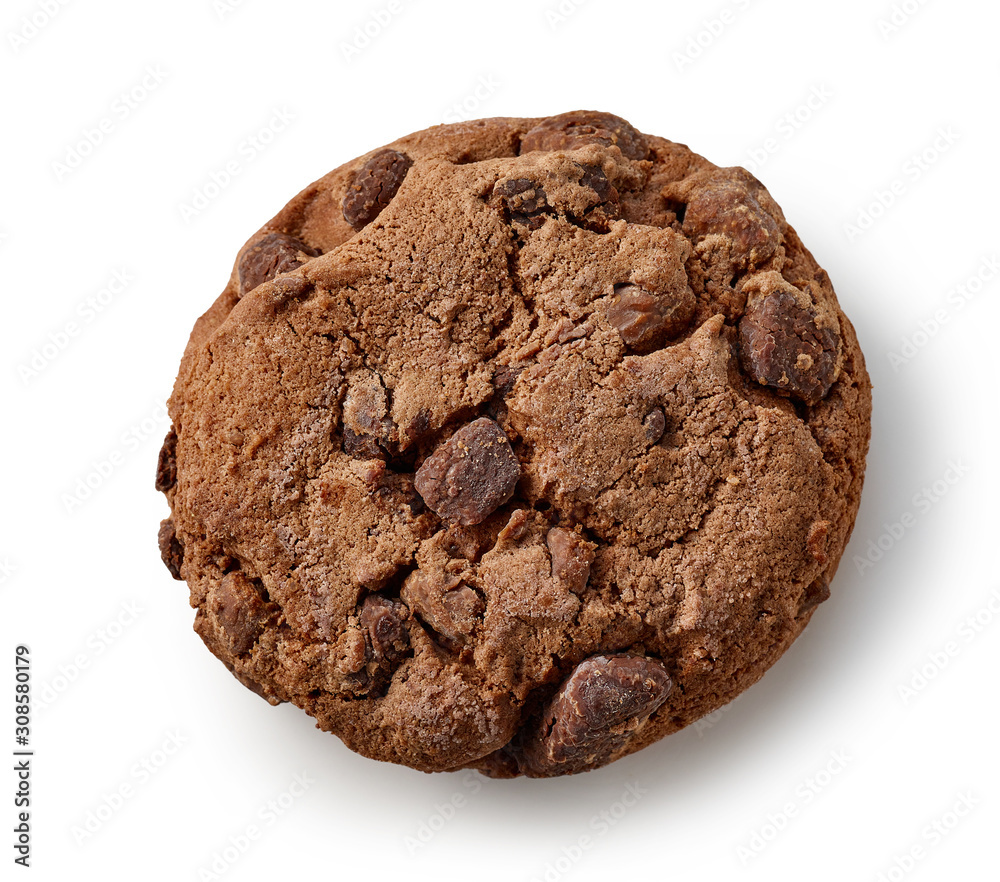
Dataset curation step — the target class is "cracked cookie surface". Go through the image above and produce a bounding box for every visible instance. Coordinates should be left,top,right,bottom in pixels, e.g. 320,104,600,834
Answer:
157,111,871,777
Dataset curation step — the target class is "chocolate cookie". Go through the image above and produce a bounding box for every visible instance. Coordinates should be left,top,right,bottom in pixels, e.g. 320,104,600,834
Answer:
157,111,871,777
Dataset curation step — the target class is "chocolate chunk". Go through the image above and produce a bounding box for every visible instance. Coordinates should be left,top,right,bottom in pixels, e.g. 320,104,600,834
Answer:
401,570,484,645
158,518,184,580
491,364,524,400
575,164,621,232
437,522,497,562
738,290,840,404
494,177,550,230
493,165,620,233
155,428,177,492
797,577,831,618
342,149,413,230
577,164,616,203
343,428,385,460
521,111,648,161
643,408,666,444
679,171,780,269
401,408,432,447
211,572,267,655
546,528,595,594
521,654,673,776
470,744,522,779
193,607,283,705
405,485,427,515
414,418,521,526
604,283,695,352
359,595,409,662
342,595,410,695
233,669,283,705
238,232,321,297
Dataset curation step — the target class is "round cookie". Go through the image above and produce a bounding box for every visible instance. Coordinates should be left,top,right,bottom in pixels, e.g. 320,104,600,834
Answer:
156,111,872,778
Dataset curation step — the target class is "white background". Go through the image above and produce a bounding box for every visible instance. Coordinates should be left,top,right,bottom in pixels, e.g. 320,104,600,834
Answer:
2,0,997,879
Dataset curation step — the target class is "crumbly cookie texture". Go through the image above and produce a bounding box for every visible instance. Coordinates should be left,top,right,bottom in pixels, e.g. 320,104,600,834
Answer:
157,111,871,777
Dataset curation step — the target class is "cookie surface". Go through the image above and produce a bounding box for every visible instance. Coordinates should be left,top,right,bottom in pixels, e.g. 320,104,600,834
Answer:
157,111,871,777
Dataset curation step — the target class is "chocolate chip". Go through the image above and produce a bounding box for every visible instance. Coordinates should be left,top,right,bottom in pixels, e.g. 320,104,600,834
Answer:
212,572,267,655
158,518,183,580
573,163,621,232
342,595,411,695
401,570,484,646
343,428,385,460
493,164,621,233
414,418,521,526
493,177,550,230
402,408,432,447
679,172,780,269
470,745,522,779
238,232,321,297
491,364,524,400
797,577,831,618
520,111,648,161
193,604,283,705
437,523,496,562
359,595,409,662
521,654,673,776
577,164,615,202
738,290,840,404
642,408,666,444
546,528,595,594
233,668,282,705
405,486,427,516
342,148,413,230
155,428,177,492
604,283,695,352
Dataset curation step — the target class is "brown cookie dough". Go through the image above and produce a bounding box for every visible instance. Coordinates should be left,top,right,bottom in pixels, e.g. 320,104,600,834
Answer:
157,110,871,777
